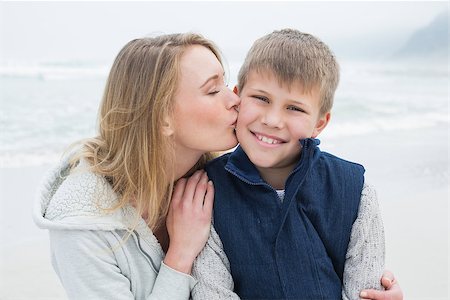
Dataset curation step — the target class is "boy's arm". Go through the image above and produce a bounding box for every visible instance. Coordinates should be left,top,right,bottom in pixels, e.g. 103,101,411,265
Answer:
342,182,385,300
191,225,240,300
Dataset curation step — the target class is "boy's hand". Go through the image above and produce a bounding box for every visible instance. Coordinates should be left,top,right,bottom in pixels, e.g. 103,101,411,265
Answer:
360,270,403,300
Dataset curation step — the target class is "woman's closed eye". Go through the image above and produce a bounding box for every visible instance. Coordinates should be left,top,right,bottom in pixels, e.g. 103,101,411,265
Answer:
208,90,220,95
207,81,228,96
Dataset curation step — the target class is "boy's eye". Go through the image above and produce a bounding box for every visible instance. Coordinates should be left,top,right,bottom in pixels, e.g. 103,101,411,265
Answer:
252,95,269,103
208,90,220,95
287,105,305,112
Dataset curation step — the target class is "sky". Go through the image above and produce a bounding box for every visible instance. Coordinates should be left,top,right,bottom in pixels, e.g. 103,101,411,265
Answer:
0,1,447,64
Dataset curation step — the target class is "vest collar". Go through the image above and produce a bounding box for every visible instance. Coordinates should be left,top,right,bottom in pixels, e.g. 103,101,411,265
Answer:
224,138,321,186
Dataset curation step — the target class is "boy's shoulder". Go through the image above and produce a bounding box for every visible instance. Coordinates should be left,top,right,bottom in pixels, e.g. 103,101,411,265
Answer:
319,150,365,171
205,151,233,171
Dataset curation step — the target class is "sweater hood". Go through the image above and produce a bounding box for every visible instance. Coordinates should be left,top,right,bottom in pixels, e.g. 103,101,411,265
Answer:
33,155,133,231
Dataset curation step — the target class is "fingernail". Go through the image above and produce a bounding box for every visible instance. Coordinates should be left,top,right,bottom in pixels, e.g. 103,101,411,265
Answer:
208,180,213,186
360,291,367,298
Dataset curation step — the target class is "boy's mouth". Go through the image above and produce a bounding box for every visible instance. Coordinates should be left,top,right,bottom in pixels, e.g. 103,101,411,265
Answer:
252,131,286,145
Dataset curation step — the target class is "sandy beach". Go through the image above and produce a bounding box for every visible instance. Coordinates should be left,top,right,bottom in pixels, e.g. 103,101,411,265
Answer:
0,124,448,300
0,165,66,299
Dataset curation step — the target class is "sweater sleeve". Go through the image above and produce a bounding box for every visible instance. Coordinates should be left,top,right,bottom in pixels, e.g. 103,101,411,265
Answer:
191,225,240,300
50,229,135,299
49,229,195,300
151,262,197,299
342,182,385,300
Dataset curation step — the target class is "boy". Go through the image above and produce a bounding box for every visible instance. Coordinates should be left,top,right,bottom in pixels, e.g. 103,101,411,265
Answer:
192,29,385,299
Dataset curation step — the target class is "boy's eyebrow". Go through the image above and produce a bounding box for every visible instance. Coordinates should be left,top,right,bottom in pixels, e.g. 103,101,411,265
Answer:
250,88,271,96
250,88,309,106
289,99,308,106
199,72,225,88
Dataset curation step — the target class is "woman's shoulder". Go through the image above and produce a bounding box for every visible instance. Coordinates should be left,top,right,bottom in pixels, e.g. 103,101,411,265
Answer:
34,157,127,231
49,161,115,215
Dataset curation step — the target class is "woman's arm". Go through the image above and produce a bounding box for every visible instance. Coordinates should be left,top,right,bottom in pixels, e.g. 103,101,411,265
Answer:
50,229,136,299
50,229,199,300
48,170,213,300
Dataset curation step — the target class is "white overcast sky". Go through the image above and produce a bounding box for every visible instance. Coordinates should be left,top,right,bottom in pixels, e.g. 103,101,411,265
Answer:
0,1,447,63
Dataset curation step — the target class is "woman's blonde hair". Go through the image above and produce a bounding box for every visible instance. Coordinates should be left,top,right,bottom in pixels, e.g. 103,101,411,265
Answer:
72,33,221,230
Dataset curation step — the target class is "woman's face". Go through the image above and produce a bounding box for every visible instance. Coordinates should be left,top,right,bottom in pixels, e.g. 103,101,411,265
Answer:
172,45,240,155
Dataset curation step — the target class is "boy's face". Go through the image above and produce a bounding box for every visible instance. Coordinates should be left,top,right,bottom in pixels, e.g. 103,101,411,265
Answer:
236,70,330,171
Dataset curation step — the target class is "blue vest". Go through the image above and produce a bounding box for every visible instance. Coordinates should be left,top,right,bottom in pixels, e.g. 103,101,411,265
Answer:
205,139,365,300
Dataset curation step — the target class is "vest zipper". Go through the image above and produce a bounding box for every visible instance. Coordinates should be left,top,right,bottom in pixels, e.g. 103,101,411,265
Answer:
225,163,304,198
225,167,280,197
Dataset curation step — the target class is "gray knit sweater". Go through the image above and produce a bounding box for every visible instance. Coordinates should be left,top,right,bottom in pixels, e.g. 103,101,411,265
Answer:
192,183,385,300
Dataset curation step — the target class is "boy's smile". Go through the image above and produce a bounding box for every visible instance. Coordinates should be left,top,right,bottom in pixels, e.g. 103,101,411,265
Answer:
236,70,330,180
253,131,286,147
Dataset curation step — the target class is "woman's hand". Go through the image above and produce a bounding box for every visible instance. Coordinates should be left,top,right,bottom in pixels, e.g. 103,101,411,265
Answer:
164,170,214,274
360,270,403,300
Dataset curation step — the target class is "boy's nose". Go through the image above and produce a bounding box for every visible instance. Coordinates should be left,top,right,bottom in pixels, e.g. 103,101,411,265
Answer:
262,109,283,128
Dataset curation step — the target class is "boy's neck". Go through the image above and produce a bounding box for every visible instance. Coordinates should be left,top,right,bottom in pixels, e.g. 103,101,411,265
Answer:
256,164,296,190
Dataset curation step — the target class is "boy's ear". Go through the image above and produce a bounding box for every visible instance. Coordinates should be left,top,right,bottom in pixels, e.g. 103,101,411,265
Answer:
233,85,239,95
162,116,174,137
312,112,331,138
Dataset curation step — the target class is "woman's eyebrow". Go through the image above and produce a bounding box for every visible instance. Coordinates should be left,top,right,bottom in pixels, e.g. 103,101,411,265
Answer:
199,72,225,88
199,74,219,88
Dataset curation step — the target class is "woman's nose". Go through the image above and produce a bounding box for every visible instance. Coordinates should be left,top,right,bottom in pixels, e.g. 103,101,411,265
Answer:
226,88,241,109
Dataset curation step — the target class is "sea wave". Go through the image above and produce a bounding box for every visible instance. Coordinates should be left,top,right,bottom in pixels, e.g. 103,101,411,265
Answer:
0,60,448,168
323,111,449,139
0,62,109,80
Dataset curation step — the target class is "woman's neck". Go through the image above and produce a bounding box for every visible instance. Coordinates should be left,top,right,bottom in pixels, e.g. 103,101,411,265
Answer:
172,148,204,181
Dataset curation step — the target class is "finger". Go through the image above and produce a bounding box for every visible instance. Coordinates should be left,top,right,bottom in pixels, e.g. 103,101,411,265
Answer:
192,172,209,208
203,180,214,216
360,289,385,300
171,178,187,206
183,170,204,204
381,270,395,289
381,277,393,290
386,282,403,300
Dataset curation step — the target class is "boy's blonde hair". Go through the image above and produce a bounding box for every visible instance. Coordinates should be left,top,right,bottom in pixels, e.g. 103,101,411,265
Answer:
237,28,339,116
72,33,219,230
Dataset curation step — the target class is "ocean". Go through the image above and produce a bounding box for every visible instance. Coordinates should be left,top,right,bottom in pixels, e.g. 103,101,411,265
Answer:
0,60,448,168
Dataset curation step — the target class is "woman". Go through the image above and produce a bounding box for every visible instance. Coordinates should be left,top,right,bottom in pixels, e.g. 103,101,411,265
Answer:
34,33,239,299
34,32,402,299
